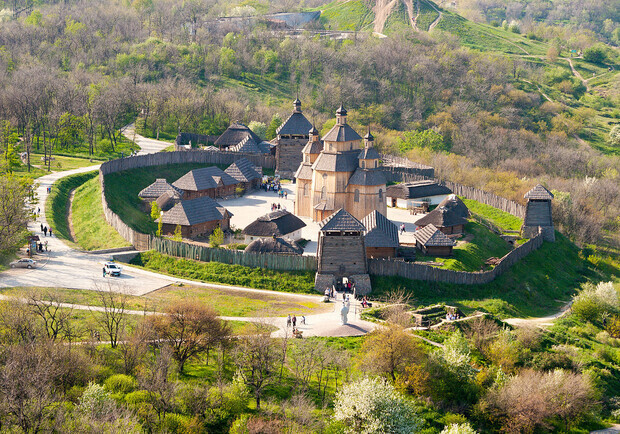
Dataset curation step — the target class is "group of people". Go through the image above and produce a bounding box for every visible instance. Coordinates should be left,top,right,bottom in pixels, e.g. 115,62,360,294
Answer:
270,203,284,212
361,296,371,308
40,223,53,237
262,180,281,192
446,312,460,321
286,314,305,337
35,240,48,252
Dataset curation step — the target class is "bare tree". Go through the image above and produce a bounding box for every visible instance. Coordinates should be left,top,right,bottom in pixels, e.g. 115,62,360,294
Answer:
138,346,177,425
0,298,39,345
232,323,282,410
148,300,230,373
0,175,32,254
382,289,415,326
92,283,128,348
118,318,151,375
27,289,73,341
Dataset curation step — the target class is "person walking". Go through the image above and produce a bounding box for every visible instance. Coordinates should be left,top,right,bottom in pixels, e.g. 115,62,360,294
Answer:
292,315,297,327
286,314,292,327
40,223,44,232
284,191,288,199
43,226,47,236
102,267,106,277
44,240,48,251
301,315,306,325
49,228,53,237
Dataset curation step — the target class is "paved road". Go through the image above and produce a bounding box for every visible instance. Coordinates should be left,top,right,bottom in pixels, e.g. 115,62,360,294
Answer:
122,123,172,155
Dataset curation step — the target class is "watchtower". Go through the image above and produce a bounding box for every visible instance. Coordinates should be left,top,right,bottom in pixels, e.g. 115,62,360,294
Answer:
315,209,372,295
521,184,555,242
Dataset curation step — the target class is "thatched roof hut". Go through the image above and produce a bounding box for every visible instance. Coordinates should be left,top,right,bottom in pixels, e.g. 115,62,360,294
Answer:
437,194,470,218
244,237,303,255
415,206,468,235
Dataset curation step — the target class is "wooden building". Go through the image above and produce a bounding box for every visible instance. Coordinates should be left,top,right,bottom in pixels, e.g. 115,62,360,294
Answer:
438,194,470,218
415,224,456,256
242,210,306,243
244,236,303,255
172,167,240,199
159,196,232,239
386,180,452,208
315,209,372,295
229,136,272,154
415,206,468,235
274,98,312,177
362,210,399,258
521,184,555,242
138,179,183,203
294,106,387,222
155,189,183,212
225,158,262,190
214,123,263,150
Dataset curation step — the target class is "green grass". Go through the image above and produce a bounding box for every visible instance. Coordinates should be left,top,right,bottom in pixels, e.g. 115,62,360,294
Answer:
72,175,131,250
416,221,512,271
314,0,374,31
104,163,219,234
45,171,99,243
383,1,411,34
130,250,317,293
372,232,605,318
460,197,523,231
30,154,100,172
416,0,439,32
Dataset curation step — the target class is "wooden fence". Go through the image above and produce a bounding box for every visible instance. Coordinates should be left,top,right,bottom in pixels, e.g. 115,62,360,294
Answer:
99,150,275,175
151,237,317,271
368,232,543,284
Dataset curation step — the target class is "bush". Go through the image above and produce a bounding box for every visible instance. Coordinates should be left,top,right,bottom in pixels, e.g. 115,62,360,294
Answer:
104,374,137,394
572,281,619,323
583,46,608,64
124,390,150,405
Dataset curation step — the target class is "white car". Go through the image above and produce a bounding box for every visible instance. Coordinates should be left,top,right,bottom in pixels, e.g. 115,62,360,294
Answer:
10,258,37,269
103,262,122,277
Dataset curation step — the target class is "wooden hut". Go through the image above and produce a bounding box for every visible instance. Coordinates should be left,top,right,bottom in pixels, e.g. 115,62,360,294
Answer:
415,224,456,256
244,237,303,255
172,167,240,199
138,179,183,203
229,136,272,154
242,210,306,243
274,98,313,176
521,184,555,242
225,158,262,190
386,180,452,208
155,189,184,212
362,210,399,258
214,123,262,150
159,196,232,239
437,194,470,218
415,206,468,235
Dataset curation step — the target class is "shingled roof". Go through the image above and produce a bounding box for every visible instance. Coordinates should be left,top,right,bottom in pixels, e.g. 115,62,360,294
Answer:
347,168,387,187
438,194,470,218
415,206,468,228
160,196,228,226
173,167,239,192
302,138,323,155
362,210,399,248
415,224,456,247
386,180,452,200
312,150,359,172
242,210,306,237
225,158,261,183
229,136,271,154
276,112,312,136
214,123,262,149
155,189,183,212
322,123,362,142
294,163,313,180
138,179,182,199
524,184,554,200
244,237,303,254
319,208,366,232
358,146,380,160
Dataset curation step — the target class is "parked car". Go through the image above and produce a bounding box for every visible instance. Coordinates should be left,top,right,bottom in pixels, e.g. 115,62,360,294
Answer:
103,262,122,277
10,258,37,269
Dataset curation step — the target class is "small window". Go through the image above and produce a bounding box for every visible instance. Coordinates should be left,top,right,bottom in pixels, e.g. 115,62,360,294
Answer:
361,161,365,169
354,189,360,203
321,186,326,200
379,189,383,200
303,183,309,197
375,160,378,168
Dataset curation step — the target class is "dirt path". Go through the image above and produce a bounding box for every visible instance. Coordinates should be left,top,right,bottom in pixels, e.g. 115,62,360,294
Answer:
426,0,443,31
504,301,572,328
67,188,77,243
374,0,400,33
564,57,589,91
403,0,418,31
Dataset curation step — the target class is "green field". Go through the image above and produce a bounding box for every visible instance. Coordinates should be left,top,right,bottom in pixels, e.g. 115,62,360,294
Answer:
416,0,439,32
315,0,374,31
72,175,132,250
461,197,523,231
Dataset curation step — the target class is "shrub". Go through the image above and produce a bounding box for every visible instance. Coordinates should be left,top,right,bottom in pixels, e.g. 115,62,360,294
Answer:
104,374,137,394
209,226,224,247
124,390,150,405
572,281,619,323
440,422,478,434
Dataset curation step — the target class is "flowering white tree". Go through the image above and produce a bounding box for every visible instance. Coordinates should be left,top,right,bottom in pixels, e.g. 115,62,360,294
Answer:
440,422,478,434
572,281,619,322
333,377,422,434
438,330,475,379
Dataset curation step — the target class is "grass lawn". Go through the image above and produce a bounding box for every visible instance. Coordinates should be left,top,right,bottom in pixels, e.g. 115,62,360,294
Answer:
372,232,610,318
45,171,99,244
31,154,100,172
312,0,374,31
0,284,327,318
460,197,523,231
72,175,131,250
416,0,439,31
416,221,511,271
130,250,316,293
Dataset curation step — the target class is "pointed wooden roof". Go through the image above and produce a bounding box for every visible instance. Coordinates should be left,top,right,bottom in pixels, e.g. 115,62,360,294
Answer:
138,178,182,199
319,208,366,232
415,224,456,247
173,167,238,191
524,184,554,200
225,158,261,183
415,206,468,228
242,210,306,237
438,194,470,218
160,196,228,226
214,123,262,148
362,210,399,248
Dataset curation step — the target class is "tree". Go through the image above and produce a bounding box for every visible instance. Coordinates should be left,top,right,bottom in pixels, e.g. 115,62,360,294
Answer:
608,125,620,147
27,289,73,341
333,377,423,434
148,301,229,373
138,347,177,425
150,201,160,221
209,226,224,247
265,114,282,140
173,224,182,241
0,175,32,254
571,281,619,323
233,324,282,410
397,129,446,154
583,46,607,64
248,121,266,140
357,325,422,381
92,284,128,348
